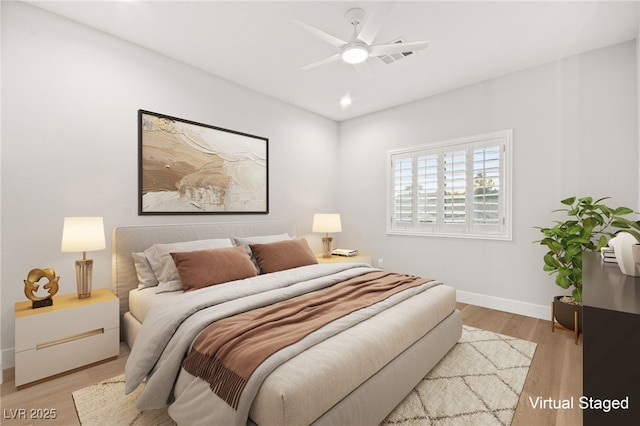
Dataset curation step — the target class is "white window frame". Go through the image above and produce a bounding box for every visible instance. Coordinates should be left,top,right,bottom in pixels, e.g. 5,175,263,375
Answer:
387,129,513,240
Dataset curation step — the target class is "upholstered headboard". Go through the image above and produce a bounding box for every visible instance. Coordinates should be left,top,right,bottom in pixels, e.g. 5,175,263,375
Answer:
111,220,297,326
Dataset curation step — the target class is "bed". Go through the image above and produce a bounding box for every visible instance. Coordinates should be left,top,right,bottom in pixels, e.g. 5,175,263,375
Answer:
112,221,462,425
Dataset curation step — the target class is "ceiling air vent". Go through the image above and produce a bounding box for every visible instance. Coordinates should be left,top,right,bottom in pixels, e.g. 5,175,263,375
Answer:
377,38,416,65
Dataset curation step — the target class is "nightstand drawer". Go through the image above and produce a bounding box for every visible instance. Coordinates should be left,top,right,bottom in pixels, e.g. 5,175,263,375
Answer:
15,298,118,352
15,328,119,387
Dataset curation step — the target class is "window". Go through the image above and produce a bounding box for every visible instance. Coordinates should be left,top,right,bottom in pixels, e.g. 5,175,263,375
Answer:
388,129,512,240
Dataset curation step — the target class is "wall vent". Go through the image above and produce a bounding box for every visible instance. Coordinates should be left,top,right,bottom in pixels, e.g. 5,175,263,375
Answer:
377,38,416,65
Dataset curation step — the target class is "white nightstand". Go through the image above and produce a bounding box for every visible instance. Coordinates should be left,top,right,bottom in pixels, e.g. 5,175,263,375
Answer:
316,253,372,266
14,288,119,388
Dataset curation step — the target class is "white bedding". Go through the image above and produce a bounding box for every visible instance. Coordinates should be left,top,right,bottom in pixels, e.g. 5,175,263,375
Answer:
128,287,179,323
125,263,454,426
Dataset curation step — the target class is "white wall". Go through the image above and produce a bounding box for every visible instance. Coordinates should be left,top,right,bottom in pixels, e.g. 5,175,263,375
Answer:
0,0,3,384
338,40,638,319
0,2,339,367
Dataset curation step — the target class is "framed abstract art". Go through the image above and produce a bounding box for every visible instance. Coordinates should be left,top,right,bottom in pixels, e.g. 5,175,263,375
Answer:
138,110,268,214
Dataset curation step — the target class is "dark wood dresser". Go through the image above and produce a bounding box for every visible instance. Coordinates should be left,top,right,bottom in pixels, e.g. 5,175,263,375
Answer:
582,251,640,425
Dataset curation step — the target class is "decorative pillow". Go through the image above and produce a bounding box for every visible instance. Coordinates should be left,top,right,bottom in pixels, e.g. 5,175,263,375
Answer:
249,239,318,274
132,252,158,289
233,233,292,271
144,238,234,293
170,246,257,292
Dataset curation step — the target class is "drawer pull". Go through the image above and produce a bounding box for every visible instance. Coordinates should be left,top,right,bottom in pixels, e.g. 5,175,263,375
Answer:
36,328,104,350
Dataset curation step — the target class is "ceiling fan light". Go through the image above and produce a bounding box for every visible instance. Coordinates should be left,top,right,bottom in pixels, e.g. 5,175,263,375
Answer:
342,44,369,64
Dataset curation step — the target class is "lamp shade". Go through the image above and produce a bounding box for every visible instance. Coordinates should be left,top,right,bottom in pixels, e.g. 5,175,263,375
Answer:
61,217,106,252
312,214,342,233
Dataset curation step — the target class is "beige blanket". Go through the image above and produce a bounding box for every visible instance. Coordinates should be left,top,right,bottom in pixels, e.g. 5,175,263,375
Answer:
182,272,432,408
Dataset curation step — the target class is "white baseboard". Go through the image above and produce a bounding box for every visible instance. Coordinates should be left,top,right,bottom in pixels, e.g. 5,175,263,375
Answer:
456,290,551,321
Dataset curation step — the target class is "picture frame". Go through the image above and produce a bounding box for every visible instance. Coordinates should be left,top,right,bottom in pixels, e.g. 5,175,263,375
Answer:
138,110,268,215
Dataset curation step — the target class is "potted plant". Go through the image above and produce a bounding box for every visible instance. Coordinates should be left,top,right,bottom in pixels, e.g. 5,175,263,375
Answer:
535,196,635,333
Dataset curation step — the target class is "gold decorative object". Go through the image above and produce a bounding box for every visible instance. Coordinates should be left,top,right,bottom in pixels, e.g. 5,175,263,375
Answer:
24,268,59,308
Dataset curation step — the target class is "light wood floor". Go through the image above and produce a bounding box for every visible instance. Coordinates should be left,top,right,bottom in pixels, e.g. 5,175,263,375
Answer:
0,303,582,425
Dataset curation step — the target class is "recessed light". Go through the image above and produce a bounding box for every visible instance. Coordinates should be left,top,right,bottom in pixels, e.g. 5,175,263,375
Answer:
340,96,352,107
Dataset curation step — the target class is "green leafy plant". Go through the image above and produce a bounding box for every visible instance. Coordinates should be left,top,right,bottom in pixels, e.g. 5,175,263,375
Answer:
611,216,640,243
535,196,635,303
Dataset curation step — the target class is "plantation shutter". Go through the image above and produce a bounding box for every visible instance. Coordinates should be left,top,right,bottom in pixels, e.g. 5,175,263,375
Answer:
388,129,512,240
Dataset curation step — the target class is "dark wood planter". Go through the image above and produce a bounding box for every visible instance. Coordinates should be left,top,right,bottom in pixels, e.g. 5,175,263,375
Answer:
552,296,582,344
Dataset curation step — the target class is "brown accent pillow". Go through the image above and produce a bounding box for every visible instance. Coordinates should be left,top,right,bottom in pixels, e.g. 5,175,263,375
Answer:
249,239,318,273
170,246,257,292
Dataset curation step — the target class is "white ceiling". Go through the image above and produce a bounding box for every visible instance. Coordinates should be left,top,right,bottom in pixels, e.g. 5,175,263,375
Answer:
24,0,639,121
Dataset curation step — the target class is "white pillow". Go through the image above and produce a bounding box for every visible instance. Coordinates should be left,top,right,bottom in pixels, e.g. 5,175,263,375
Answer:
132,252,158,289
144,238,234,293
232,233,291,246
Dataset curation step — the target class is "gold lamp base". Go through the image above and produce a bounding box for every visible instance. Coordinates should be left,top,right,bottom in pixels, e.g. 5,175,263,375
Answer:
321,236,333,258
75,258,93,299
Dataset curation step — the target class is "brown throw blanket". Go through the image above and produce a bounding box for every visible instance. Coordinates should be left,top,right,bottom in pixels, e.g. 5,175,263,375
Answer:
182,271,432,409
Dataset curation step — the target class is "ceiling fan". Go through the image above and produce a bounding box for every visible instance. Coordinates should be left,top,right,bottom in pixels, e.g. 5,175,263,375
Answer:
293,3,430,77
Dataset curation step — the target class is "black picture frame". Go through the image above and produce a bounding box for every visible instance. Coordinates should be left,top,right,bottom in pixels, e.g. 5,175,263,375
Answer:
138,110,268,215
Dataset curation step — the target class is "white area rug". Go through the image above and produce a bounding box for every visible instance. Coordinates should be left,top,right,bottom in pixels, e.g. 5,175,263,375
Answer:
382,326,537,425
72,374,175,426
72,326,535,426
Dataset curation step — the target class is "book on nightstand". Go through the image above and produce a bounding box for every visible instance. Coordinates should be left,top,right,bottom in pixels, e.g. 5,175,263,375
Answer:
332,248,359,257
601,247,617,263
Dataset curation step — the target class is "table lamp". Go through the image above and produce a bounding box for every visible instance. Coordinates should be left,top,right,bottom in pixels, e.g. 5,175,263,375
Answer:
61,217,106,299
312,213,342,258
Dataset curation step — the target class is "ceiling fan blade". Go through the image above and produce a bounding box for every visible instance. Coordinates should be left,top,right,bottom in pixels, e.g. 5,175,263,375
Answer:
292,19,347,48
369,40,430,57
301,53,341,70
356,1,396,45
353,61,373,78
